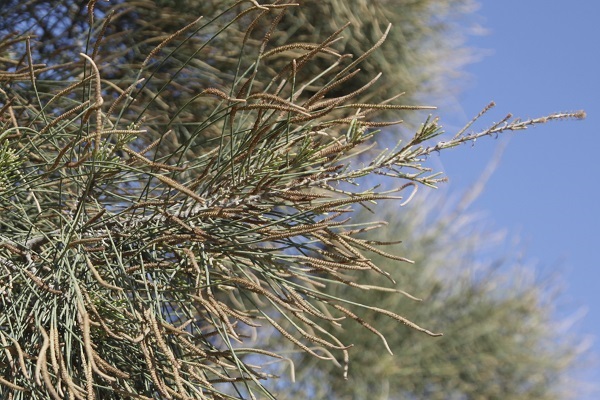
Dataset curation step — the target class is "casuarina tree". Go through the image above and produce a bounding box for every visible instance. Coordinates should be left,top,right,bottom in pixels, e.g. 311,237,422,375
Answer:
0,1,585,399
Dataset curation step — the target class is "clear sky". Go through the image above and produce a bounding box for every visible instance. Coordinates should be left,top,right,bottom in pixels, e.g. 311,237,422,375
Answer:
437,1,599,397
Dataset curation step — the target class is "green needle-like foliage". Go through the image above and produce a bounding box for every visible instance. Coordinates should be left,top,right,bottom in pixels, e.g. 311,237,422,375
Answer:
0,1,585,399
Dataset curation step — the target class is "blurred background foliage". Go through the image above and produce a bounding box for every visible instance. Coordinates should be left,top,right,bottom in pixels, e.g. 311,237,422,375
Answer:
1,0,476,100
271,186,584,399
1,0,476,140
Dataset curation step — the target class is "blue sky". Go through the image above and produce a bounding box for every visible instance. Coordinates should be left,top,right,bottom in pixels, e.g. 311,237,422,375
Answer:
437,1,599,396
